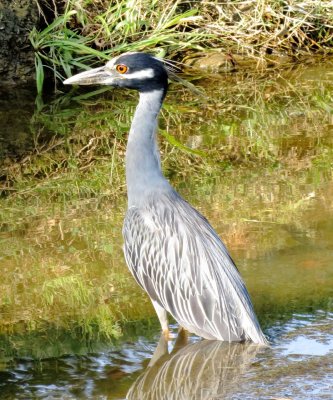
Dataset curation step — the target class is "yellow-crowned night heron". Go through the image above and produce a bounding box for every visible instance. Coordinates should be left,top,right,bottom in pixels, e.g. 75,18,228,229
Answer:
64,52,267,344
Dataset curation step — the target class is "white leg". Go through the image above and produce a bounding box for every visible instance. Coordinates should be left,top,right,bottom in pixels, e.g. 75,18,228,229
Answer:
152,300,168,334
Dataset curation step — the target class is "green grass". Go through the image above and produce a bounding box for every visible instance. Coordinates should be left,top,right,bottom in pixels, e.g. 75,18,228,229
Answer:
31,0,206,93
31,0,333,93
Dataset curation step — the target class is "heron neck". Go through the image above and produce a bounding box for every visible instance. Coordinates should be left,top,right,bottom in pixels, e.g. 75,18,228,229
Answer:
125,89,169,207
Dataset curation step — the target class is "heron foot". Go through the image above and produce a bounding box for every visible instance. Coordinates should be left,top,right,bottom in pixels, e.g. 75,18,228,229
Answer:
178,326,188,336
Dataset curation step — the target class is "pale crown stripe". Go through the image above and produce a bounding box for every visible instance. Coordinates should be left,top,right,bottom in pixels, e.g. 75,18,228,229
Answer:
125,68,155,79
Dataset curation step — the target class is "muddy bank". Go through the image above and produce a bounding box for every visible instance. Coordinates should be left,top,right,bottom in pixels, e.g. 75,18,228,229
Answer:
0,0,39,84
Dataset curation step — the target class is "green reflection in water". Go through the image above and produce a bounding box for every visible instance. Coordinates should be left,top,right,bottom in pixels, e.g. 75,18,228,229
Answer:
1,313,333,399
0,61,333,364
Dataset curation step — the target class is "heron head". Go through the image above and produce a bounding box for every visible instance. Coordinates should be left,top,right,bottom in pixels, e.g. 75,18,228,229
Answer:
63,52,168,94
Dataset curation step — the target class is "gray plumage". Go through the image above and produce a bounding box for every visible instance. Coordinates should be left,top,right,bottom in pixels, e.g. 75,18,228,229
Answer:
64,52,267,344
123,190,265,342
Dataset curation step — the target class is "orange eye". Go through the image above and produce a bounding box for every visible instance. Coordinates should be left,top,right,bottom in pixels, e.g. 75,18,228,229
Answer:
116,64,128,74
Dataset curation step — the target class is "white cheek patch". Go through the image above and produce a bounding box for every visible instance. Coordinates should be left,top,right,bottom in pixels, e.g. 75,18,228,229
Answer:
125,68,155,80
105,58,118,69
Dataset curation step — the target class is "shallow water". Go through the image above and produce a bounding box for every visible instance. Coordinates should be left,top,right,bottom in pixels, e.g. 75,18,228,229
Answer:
1,313,333,399
1,61,333,399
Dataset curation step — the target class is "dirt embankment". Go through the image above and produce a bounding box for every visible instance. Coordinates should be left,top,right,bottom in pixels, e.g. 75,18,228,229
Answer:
0,0,39,84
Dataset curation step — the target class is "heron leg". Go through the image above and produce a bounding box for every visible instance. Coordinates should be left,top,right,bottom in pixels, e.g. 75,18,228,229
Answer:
152,300,169,338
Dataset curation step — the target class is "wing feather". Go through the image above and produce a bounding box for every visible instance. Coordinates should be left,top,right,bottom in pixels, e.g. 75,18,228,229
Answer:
123,190,267,344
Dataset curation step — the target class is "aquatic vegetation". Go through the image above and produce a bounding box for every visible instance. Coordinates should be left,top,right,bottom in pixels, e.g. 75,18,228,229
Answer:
1,62,333,352
3,61,333,198
0,200,153,343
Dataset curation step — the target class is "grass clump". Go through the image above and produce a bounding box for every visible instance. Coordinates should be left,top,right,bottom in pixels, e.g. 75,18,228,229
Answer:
31,0,205,93
31,0,333,93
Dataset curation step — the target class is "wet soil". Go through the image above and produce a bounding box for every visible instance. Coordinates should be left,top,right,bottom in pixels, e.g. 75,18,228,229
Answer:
0,0,40,84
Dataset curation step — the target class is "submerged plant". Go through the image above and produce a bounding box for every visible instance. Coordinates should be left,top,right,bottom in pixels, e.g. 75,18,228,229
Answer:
42,275,121,339
1,59,333,347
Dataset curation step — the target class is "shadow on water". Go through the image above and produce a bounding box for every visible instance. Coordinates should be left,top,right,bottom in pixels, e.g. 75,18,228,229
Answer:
1,61,333,398
0,85,36,161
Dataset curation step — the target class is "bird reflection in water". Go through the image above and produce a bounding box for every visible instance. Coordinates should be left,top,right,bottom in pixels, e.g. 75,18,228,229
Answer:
126,332,263,399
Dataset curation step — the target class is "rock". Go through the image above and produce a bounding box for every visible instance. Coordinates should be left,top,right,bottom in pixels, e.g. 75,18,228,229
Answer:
185,53,237,73
185,52,293,72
